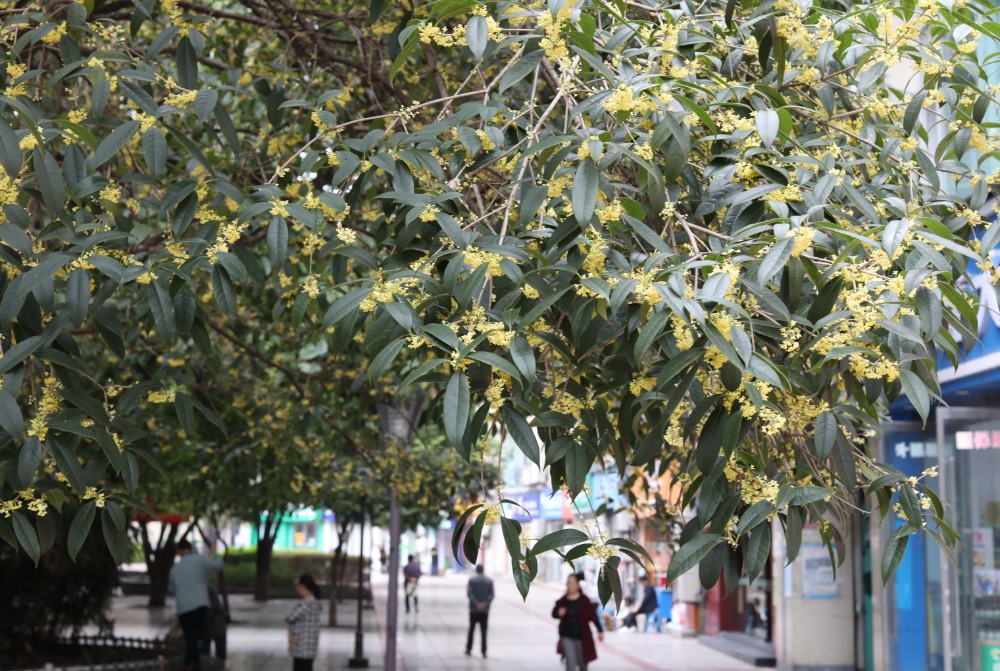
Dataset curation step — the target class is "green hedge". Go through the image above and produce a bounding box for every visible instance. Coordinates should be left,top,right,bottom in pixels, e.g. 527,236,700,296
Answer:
221,550,364,593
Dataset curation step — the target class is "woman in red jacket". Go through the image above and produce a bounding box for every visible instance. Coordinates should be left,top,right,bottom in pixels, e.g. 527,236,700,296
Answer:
553,572,603,670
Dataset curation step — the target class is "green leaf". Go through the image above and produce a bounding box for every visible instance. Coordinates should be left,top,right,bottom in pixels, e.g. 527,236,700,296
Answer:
17,437,42,487
756,109,779,146
605,537,655,566
898,369,930,421
468,351,522,382
735,500,775,537
757,233,794,285
102,508,127,564
147,282,176,342
368,337,406,383
0,391,23,437
784,507,805,563
898,484,923,529
501,405,540,465
466,15,488,60
881,526,911,583
499,50,544,93
66,501,97,561
745,524,771,583
142,127,168,177
0,118,21,177
463,510,487,564
531,528,588,554
66,268,90,327
12,511,40,564
500,516,523,562
451,503,483,563
696,404,727,473
176,36,198,88
904,92,926,135
510,336,536,382
0,335,44,374
267,217,289,268
813,411,837,459
91,120,140,167
572,159,599,225
323,288,369,327
565,442,593,496
194,89,218,123
667,534,725,583
443,372,470,448
34,150,67,212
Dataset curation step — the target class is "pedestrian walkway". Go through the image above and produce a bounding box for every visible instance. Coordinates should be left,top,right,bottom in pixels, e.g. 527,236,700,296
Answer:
383,574,754,671
96,574,754,670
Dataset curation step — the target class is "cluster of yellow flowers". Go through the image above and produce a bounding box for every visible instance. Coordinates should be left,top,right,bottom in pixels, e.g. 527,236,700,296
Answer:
147,389,176,404
83,487,107,508
206,219,250,263
27,373,62,443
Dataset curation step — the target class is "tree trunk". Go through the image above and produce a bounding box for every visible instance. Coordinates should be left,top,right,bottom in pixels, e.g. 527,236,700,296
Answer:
328,517,352,626
141,521,178,608
253,511,283,602
254,536,274,601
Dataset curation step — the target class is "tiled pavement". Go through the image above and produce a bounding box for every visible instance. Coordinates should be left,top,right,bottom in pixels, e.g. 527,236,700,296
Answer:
96,574,755,670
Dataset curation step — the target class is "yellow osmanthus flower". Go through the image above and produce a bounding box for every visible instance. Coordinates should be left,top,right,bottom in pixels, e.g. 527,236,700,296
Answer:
83,487,107,508
27,373,62,442
42,22,67,45
671,314,694,351
147,389,176,403
740,473,780,507
164,90,198,107
596,200,624,225
475,129,495,151
790,227,815,257
629,374,656,396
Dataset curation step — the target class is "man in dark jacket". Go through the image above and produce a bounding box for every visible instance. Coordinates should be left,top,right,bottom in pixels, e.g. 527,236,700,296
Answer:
637,574,659,630
465,565,494,657
403,554,422,613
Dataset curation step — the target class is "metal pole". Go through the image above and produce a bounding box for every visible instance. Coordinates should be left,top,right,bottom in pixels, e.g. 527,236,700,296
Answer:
385,486,401,671
349,495,369,668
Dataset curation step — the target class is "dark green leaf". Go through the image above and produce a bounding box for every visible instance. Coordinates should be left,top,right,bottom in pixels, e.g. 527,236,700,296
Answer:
443,372,470,448
11,511,40,564
667,534,724,583
502,405,540,465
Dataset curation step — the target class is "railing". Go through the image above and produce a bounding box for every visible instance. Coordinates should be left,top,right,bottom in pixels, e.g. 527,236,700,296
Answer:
11,635,182,671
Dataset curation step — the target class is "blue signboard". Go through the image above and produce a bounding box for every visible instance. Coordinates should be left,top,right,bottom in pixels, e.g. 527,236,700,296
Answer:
937,244,1000,390
502,489,540,522
539,489,568,520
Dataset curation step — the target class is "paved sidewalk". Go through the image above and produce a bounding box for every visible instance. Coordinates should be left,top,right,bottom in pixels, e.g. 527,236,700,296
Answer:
96,574,754,670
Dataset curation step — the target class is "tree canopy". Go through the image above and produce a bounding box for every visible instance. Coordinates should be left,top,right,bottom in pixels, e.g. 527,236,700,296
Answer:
0,0,997,603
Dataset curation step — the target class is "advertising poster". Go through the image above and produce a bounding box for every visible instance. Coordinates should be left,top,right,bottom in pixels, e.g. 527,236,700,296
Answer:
801,543,839,599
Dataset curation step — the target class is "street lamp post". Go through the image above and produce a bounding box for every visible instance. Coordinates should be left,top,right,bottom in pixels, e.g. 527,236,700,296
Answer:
377,395,423,671
348,492,369,668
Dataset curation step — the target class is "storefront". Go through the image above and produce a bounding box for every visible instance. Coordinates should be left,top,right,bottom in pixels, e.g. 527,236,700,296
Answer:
878,244,1000,671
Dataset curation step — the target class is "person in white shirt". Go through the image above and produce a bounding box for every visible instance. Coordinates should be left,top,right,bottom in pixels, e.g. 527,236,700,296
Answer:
168,539,223,671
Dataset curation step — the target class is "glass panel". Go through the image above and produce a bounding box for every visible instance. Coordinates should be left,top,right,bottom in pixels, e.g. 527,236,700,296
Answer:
939,410,1000,671
883,423,944,671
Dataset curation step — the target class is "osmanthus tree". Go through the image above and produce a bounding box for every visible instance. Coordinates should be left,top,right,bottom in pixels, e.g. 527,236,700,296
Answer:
0,0,997,607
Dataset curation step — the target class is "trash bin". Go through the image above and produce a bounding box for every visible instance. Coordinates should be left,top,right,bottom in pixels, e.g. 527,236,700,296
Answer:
658,589,673,622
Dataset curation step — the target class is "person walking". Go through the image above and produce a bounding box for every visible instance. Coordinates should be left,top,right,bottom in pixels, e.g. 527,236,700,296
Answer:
286,574,323,671
168,539,224,671
553,572,603,671
403,554,422,613
465,565,494,658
